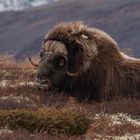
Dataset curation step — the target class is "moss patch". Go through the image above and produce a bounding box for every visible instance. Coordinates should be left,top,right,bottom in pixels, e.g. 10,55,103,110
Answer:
0,107,92,136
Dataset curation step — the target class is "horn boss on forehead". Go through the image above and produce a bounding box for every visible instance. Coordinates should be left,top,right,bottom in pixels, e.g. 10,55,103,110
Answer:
43,40,67,55
42,40,79,76
36,22,140,101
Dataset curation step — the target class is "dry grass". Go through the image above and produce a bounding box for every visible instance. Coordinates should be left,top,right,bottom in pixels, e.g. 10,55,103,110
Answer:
0,54,140,140
86,114,140,139
0,129,86,140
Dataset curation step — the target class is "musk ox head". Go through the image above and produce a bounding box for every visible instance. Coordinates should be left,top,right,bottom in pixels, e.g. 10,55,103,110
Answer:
29,22,118,94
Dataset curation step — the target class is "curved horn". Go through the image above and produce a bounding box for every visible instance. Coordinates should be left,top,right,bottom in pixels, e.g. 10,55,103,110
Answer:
29,56,38,67
66,71,79,77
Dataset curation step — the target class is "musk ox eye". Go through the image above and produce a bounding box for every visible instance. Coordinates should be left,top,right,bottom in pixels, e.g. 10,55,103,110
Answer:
59,59,66,67
52,54,67,69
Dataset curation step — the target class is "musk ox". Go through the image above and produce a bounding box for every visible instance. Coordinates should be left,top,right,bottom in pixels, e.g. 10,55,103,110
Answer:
29,22,140,101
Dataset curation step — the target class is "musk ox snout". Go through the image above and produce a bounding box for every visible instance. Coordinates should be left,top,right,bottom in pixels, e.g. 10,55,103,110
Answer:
37,65,53,87
37,71,49,84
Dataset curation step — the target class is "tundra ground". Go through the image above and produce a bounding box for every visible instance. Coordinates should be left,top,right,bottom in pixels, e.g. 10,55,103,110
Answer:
0,55,140,140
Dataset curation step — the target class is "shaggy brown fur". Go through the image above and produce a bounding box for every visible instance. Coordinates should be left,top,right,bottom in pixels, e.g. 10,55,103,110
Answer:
40,22,140,101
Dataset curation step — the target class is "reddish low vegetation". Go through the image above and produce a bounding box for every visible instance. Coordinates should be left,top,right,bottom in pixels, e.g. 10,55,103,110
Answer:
0,55,140,140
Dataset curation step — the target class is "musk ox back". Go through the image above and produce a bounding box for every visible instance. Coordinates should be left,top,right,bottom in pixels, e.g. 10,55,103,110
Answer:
30,22,140,101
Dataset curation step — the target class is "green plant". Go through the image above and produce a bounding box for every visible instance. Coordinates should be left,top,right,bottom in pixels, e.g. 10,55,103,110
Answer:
0,107,92,136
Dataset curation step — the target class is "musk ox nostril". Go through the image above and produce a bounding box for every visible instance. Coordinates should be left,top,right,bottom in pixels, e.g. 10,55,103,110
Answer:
37,73,49,84
37,79,48,84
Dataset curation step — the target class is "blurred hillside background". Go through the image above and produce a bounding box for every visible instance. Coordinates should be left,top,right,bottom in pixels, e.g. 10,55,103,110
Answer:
0,0,140,59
